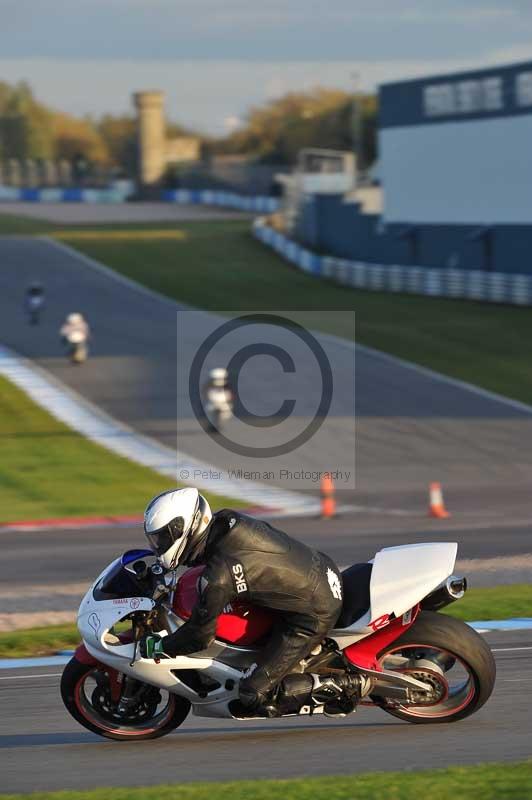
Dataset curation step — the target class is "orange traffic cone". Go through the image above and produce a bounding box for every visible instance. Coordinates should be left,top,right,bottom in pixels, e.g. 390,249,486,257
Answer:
321,474,336,519
428,482,450,519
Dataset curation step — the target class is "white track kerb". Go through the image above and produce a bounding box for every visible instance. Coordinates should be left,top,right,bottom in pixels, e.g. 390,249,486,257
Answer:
0,344,318,516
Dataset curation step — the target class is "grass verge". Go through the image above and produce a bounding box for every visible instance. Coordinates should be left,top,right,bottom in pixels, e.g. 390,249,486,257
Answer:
0,374,242,523
1,763,531,800
0,625,79,659
444,583,532,622
0,212,55,235
2,584,530,658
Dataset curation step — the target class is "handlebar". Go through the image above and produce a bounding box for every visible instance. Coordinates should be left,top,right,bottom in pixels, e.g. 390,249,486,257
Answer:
129,559,172,605
152,582,170,602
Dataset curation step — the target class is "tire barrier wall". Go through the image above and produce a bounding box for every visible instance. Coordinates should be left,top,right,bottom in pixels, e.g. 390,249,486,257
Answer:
162,189,279,212
252,217,532,307
0,184,280,211
0,186,131,203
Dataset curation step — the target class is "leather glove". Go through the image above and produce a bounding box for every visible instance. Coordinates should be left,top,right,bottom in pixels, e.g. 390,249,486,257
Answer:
139,633,167,660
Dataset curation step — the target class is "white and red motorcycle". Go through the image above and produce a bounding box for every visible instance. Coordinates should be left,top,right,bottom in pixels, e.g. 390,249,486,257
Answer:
61,542,495,740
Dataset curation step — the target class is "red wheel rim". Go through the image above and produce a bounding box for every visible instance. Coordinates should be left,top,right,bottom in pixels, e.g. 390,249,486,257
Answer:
378,644,476,718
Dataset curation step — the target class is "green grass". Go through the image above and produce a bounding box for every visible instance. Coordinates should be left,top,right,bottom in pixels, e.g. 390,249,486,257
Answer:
0,625,80,658
445,583,532,622
0,374,242,523
1,211,532,405
1,763,531,800
0,212,55,235
2,584,530,657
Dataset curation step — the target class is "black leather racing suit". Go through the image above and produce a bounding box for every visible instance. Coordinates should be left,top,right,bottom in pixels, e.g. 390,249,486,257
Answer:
162,510,343,705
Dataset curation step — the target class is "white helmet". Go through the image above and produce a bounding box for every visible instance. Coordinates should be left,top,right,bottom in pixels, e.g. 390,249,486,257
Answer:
144,487,212,570
209,367,228,386
67,312,83,324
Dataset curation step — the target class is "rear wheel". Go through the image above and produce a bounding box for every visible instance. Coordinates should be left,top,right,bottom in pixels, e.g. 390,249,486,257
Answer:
61,658,190,740
376,610,495,723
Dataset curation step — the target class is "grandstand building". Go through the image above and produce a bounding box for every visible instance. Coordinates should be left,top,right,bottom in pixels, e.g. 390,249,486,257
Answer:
295,59,532,275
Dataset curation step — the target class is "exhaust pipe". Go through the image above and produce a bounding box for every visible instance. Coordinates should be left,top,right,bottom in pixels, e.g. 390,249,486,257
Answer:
421,575,467,611
446,575,467,599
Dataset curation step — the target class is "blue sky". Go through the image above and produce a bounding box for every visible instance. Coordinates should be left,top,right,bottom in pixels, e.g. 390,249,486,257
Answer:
1,1,531,133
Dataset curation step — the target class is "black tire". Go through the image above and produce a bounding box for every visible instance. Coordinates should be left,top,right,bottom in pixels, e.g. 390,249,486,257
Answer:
376,610,496,724
61,658,190,741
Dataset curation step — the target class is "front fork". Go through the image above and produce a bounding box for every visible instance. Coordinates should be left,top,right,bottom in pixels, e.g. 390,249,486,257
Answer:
116,676,140,715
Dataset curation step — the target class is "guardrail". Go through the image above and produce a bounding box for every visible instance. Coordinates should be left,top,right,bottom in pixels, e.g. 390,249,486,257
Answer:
0,186,131,203
252,218,532,306
0,185,281,212
162,189,279,212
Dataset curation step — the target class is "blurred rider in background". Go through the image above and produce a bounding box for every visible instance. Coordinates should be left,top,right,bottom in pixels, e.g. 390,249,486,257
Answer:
24,282,45,325
202,367,234,432
60,312,90,364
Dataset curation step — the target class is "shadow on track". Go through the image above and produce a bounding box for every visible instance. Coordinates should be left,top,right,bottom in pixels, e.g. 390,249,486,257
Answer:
0,720,397,750
0,732,99,748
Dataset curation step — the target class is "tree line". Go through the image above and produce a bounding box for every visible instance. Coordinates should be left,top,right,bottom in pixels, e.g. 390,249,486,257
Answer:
0,81,189,176
214,88,377,168
0,81,377,175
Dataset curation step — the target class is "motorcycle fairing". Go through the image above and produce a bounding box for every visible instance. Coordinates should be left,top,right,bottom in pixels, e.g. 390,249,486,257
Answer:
343,606,420,671
78,561,249,718
369,542,457,621
330,542,458,647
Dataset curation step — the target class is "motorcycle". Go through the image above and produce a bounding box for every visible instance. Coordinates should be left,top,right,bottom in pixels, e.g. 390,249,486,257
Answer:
25,295,45,326
62,331,88,364
204,385,233,432
61,541,496,740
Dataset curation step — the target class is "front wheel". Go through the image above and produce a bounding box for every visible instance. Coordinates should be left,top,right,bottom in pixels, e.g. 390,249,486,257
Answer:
376,610,496,723
61,658,190,740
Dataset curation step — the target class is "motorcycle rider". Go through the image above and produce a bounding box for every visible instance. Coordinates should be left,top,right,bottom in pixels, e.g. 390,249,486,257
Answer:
140,487,343,716
59,312,90,363
24,282,45,325
201,367,233,432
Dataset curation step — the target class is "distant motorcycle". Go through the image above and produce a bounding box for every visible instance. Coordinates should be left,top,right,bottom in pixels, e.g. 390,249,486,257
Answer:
24,283,45,326
60,313,90,364
202,368,233,432
64,331,88,364
61,540,495,740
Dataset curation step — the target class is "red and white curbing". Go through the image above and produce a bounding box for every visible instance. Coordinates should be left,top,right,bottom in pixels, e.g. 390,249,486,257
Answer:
0,344,319,521
0,514,144,534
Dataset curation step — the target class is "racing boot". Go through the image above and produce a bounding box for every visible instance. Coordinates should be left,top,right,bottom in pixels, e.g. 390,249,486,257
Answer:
231,685,281,718
311,673,362,716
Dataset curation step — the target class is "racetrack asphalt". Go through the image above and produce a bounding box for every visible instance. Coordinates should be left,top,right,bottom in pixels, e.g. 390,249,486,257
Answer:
0,630,530,793
1,235,532,515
